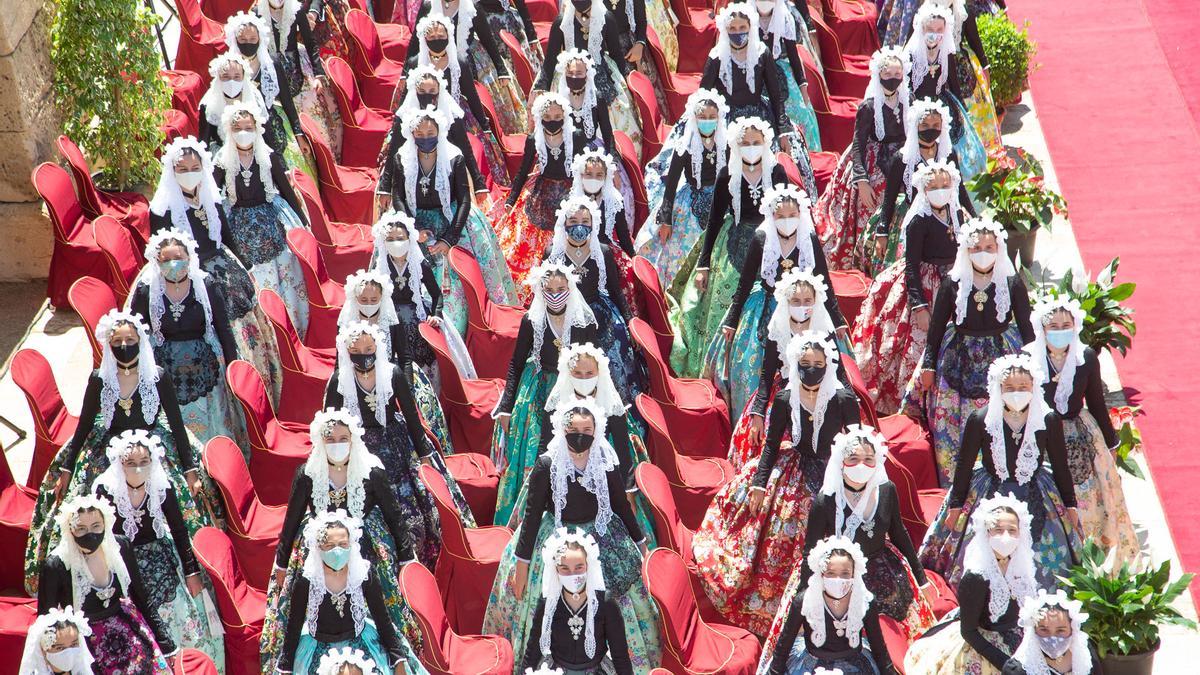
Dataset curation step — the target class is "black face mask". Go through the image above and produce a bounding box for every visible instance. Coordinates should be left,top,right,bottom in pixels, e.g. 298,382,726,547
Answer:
542,118,564,134
426,37,450,53
111,344,139,365
237,41,259,57
73,531,104,554
565,75,588,92
416,92,438,108
565,432,594,453
880,77,903,92
349,352,377,372
798,364,826,387
918,128,941,143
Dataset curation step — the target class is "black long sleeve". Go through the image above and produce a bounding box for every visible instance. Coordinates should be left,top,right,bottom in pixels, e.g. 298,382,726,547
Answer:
761,52,790,136
782,38,807,89
959,572,1016,668
369,467,416,563
885,486,928,585
596,104,616,153
162,485,201,577
271,59,304,140
441,155,472,246
210,288,239,364
322,367,431,456
600,245,631,320
422,259,443,316
697,168,733,269
1080,350,1118,448
949,410,1076,508
497,316,535,414
505,135,539,206
769,597,895,675
271,151,308,226
279,573,405,672
275,470,311,568
157,374,195,472
751,338,783,417
754,388,860,488
533,18,567,92
609,210,635,256
963,15,988,70
60,373,103,472
472,12,511,77
1043,413,1075,507
656,151,688,224
724,232,765,330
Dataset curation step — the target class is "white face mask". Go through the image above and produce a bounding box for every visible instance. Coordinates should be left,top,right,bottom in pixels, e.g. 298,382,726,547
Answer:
1002,391,1033,411
775,216,801,237
561,572,587,593
989,532,1020,558
756,0,774,16
969,250,997,271
385,240,409,258
45,646,82,672
326,441,351,463
822,576,853,599
842,462,875,484
740,144,765,163
581,177,605,194
926,187,953,208
571,375,598,396
788,304,814,323
221,79,245,99
358,301,381,317
233,129,257,148
175,170,204,191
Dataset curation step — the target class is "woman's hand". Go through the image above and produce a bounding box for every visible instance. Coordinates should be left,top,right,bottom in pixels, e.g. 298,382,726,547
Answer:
857,182,879,211
913,306,931,332
657,221,671,244
694,269,709,292
721,325,734,341
394,662,408,675
185,574,204,598
428,316,441,328
497,413,511,434
943,507,962,529
429,241,451,256
747,415,764,447
779,135,792,155
747,486,767,514
625,42,645,64
54,470,70,504
873,234,888,261
1066,507,1081,532
919,369,935,393
184,469,203,497
513,559,530,600
376,194,392,216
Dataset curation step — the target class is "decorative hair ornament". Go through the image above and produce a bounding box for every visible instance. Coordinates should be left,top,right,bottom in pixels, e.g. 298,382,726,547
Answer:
520,261,595,373
545,398,620,534
369,211,428,320
766,269,836,354
865,47,912,141
784,331,842,455
948,217,1015,325
306,408,381,517
20,606,94,675
95,310,160,428
537,528,606,660
398,106,459,221
899,98,953,188
150,136,226,248
905,4,957,94
711,3,767,94
51,494,132,609
416,15,462,98
531,92,575,173
315,647,378,675
339,268,400,328
335,321,395,426
94,430,172,542
395,65,464,120
757,184,816,285
984,353,1051,485
674,89,729,180
1012,589,1093,675
727,116,777,224
900,158,963,248
801,536,872,647
549,196,607,291
224,11,280,106
198,53,267,129
545,342,627,417
964,493,1038,622
1024,297,1087,415
135,228,219,354
820,425,890,540
570,148,625,244
554,49,598,138
301,510,371,635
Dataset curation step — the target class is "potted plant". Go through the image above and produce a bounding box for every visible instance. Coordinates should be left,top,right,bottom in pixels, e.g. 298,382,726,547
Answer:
1108,405,1146,479
1060,540,1195,675
967,146,1067,267
977,11,1036,110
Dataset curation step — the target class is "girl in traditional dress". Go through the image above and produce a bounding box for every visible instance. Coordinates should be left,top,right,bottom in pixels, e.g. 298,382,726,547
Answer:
275,512,426,674
756,0,821,150
18,606,95,675
554,50,619,159
253,0,338,143
524,529,634,674
638,89,727,285
764,537,898,674
814,47,909,272
262,409,420,673
128,229,243,447
213,103,311,335
1023,297,1139,562
852,160,966,415
707,184,846,418
493,263,598,526
149,137,282,401
369,211,441,369
378,107,517,335
26,311,208,593
905,494,1037,674
37,495,174,674
913,218,1034,485
1003,590,1100,675
483,400,660,670
693,331,860,636
926,0,1003,151
92,432,224,668
197,53,274,153
920,354,1082,587
567,149,637,308
669,116,788,377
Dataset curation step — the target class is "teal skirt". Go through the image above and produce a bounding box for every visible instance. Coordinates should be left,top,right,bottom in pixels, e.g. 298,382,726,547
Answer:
776,57,822,152
292,621,427,675
491,367,557,526
703,286,773,422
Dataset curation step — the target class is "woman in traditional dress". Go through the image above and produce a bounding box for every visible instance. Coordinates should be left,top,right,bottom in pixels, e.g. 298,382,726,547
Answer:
253,0,338,143
637,89,727,285
493,263,598,526
764,537,898,674
369,211,441,370
92,432,224,668
18,606,95,675
128,229,243,447
26,311,209,593
483,400,660,670
37,495,174,674
262,409,419,673
756,0,821,150
668,116,788,377
920,354,1082,587
913,218,1033,485
1023,297,1139,562
852,160,966,415
524,529,634,674
213,103,311,335
378,107,517,335
567,149,637,308
905,494,1037,674
693,331,860,636
149,137,282,401
814,47,909,272
275,512,426,674
197,53,273,153
707,184,846,418
554,50,618,159
1003,590,1100,675
926,0,1003,151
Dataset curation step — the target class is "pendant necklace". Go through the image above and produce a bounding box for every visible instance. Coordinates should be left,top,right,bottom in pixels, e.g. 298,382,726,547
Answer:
238,154,254,188
565,598,587,641
356,378,377,412
330,589,348,617
418,163,434,192
825,603,849,637
167,285,188,322
973,284,989,313
92,577,116,608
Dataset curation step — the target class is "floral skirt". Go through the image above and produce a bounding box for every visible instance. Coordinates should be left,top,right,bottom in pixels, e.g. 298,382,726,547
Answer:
904,323,1026,487
227,197,310,336
648,0,679,71
851,260,944,415
470,40,529,136
494,175,571,301
815,139,899,273
201,248,283,403
482,514,661,670
465,107,512,189
945,93,988,183
776,57,822,152
703,287,772,422
492,368,557,527
413,364,455,455
156,337,245,448
615,30,670,121
637,178,715,287
903,612,1021,675
594,293,646,404
25,415,218,594
484,9,544,73
86,599,172,675
876,0,921,46
692,442,823,636
861,195,912,277
293,621,427,675
133,536,225,670
1065,411,1140,564
361,422,443,568
963,50,1004,153
919,467,1082,588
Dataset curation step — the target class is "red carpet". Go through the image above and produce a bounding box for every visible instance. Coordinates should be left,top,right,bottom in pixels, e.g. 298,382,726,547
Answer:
1009,0,1200,603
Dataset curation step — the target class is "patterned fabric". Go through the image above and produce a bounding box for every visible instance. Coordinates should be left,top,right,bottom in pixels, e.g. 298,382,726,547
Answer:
692,433,824,636
155,337,246,448
862,195,912,277
201,249,284,403
464,107,512,188
483,514,661,670
945,94,988,182
961,50,1003,152
783,647,883,675
614,29,670,120
469,40,530,136
278,49,341,163
905,323,1027,486
609,240,640,317
483,8,544,73
876,0,922,47
494,175,572,302
492,368,557,526
293,621,427,675
864,542,937,636
361,422,443,568
919,467,1082,588
593,293,646,405
851,260,945,415
647,0,679,71
226,197,310,335
638,179,715,286
1065,412,1140,564
775,57,822,152
413,365,455,455
903,613,1021,675
815,139,901,273
703,287,773,421
85,599,172,675
133,537,225,670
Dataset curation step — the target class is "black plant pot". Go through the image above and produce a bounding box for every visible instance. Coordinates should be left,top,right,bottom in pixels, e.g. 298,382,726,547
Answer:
1005,224,1038,269
1100,640,1159,675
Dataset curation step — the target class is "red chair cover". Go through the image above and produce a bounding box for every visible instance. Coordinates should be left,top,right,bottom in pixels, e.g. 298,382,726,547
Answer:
879,615,911,674
291,169,373,279
163,70,205,125
473,83,527,178
628,318,731,425
419,322,505,453
192,527,266,675
635,395,734,527
631,256,675,358
0,597,36,673
497,31,534,96
0,447,35,591
56,135,150,248
642,548,761,675
324,56,392,168
11,349,78,491
626,70,668,164
811,11,873,97
92,215,144,305
830,268,871,329
172,0,228,76
343,9,405,110
224,360,312,505
823,0,881,59
442,452,500,527
399,562,515,675
300,113,378,225
447,246,525,379
204,0,254,23
809,149,841,195
667,0,718,74
419,465,511,634
258,288,334,423
646,27,701,121
173,648,220,675
286,228,347,350
523,0,558,22
201,436,286,590
924,569,959,619
798,46,859,153
612,131,650,234
161,108,192,145
32,163,110,308
67,276,118,368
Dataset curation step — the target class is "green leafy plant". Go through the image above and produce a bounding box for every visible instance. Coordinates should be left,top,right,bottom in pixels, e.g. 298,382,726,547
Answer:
1060,540,1195,659
1108,405,1146,479
1031,258,1137,356
50,0,170,189
968,146,1067,234
977,11,1036,108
